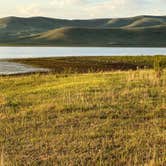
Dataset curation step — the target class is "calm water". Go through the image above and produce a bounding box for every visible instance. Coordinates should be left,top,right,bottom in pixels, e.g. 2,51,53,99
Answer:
0,47,166,59
0,62,49,75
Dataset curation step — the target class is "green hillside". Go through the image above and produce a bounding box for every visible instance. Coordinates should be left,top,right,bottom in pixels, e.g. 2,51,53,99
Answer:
18,26,166,47
0,15,166,46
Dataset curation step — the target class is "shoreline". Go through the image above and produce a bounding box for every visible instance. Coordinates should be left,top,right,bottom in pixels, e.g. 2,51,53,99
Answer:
0,44,166,48
0,61,50,76
0,55,165,76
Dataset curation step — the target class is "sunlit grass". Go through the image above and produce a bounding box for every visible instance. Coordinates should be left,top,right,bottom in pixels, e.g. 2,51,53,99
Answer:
0,70,166,165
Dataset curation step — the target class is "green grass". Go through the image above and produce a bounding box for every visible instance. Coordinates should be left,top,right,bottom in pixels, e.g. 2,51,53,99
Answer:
0,69,166,165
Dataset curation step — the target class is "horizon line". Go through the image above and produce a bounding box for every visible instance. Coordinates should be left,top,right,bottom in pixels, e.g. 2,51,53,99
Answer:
1,14,166,20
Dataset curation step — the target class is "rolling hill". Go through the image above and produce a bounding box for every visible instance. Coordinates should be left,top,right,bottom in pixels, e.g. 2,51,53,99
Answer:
0,15,166,46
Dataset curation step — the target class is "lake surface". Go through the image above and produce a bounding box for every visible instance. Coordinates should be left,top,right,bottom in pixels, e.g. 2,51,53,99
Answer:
0,47,166,59
0,62,49,75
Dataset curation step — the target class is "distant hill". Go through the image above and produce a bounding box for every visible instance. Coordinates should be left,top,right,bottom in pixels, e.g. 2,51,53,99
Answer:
0,15,166,46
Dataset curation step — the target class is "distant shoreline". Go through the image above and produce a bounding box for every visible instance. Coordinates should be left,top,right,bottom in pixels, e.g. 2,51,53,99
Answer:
0,44,166,48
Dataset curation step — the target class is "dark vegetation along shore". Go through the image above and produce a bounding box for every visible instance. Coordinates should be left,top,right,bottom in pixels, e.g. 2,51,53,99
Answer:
10,55,166,73
0,55,166,165
0,15,166,46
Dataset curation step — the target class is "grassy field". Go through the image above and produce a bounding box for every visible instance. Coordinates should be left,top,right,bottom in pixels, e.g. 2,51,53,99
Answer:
0,68,166,165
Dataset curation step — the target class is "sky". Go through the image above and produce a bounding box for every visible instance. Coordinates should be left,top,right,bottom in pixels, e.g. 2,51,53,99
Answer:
0,0,166,19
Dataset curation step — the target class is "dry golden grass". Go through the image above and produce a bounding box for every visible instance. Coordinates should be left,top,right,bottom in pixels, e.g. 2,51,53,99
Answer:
0,70,165,165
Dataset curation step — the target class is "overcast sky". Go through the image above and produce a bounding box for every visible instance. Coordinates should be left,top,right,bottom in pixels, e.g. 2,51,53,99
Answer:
1,0,166,19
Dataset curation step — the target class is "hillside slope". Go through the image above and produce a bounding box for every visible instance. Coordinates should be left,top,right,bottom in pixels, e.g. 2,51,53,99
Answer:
15,26,166,47
0,15,166,46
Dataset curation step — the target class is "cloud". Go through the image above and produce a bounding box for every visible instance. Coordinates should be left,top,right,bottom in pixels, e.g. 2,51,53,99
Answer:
50,0,84,7
14,0,166,19
86,0,150,18
17,4,43,16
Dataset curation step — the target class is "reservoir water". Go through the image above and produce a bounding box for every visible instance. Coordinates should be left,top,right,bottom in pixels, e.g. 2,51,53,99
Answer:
0,61,49,75
0,47,166,59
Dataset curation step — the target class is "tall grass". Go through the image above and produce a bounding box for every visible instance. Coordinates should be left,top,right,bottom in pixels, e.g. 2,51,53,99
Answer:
154,56,163,78
0,147,4,166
